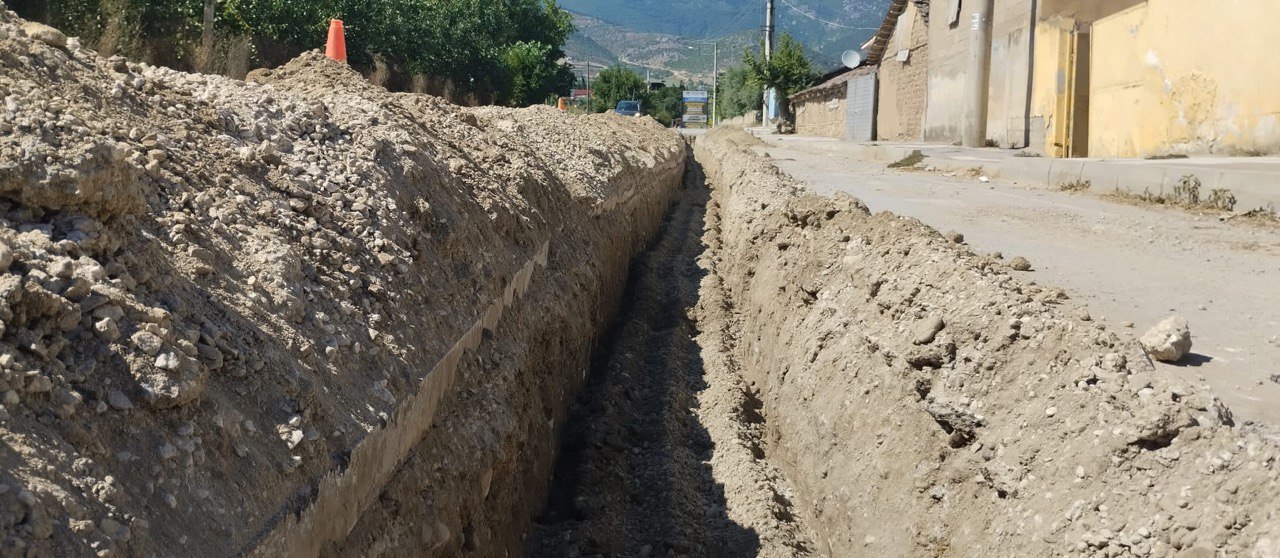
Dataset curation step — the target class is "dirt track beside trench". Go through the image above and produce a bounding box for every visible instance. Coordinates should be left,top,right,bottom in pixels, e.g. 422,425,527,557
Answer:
691,128,1280,557
759,134,1280,426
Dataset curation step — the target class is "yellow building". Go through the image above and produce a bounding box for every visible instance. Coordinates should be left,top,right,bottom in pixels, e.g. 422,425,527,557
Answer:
1087,0,1280,157
908,0,1280,157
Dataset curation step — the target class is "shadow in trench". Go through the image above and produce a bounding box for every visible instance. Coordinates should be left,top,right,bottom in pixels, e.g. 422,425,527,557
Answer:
526,160,761,557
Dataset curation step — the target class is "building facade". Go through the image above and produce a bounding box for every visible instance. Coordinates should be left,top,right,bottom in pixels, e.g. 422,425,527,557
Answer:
1087,0,1280,157
872,0,930,141
792,70,856,139
914,0,1280,157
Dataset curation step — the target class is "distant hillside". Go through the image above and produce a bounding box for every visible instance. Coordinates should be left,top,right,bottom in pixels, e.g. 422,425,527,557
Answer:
564,13,757,86
559,0,890,71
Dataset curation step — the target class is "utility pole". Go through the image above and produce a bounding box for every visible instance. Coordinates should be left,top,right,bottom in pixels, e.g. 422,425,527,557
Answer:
586,60,592,112
712,42,719,126
765,0,775,61
963,0,995,147
764,0,776,122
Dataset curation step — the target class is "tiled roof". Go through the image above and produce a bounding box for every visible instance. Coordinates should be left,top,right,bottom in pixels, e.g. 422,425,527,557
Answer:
789,65,876,101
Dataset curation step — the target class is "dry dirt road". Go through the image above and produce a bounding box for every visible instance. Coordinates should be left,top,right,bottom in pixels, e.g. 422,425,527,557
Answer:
759,134,1280,427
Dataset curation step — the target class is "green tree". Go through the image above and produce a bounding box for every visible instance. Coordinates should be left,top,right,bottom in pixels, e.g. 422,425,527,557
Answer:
589,66,646,113
743,33,816,122
646,84,685,126
715,66,762,121
11,0,577,105
501,40,575,106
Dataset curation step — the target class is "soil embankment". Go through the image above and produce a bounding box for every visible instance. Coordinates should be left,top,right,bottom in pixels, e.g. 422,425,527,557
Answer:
0,9,683,556
693,128,1279,556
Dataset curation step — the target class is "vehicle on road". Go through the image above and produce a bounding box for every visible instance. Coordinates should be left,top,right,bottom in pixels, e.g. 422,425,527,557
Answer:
615,100,642,117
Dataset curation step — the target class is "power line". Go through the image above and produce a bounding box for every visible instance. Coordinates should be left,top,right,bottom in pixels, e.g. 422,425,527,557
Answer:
702,3,756,41
777,0,880,30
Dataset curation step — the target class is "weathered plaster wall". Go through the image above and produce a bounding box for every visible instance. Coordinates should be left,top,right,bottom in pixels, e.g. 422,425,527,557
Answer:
986,0,1034,147
1040,0,1144,22
794,86,848,139
877,1,930,141
922,0,969,143
1029,16,1075,157
925,0,1034,145
1090,0,1280,157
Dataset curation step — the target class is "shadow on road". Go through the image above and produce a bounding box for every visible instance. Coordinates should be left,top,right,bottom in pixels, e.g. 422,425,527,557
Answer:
1171,353,1215,367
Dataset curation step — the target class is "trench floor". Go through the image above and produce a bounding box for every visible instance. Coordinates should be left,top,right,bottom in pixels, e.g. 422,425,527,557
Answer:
526,163,817,558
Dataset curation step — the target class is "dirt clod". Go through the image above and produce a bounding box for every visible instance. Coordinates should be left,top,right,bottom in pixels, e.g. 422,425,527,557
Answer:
1141,315,1194,362
1010,256,1033,271
19,21,65,48
913,315,946,345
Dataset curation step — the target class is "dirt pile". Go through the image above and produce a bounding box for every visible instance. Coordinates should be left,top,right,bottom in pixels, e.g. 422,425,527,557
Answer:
0,8,683,556
694,129,1279,557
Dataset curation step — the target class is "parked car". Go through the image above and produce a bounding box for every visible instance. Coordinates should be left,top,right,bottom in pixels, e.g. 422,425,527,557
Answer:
615,100,642,117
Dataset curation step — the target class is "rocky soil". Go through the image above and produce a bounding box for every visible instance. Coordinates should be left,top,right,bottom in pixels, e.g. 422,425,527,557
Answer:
0,8,684,557
693,129,1280,557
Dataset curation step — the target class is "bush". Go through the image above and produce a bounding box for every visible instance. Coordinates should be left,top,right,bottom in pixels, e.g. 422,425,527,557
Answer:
11,0,577,106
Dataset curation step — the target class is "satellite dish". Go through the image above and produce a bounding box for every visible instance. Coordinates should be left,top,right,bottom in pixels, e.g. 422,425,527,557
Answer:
841,50,864,69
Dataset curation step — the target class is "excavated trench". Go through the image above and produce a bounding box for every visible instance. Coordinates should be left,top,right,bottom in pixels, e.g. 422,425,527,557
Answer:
0,13,1275,551
515,129,1280,558
526,160,817,558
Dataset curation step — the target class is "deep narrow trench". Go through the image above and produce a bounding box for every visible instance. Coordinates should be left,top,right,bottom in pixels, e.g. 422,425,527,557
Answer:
526,159,818,558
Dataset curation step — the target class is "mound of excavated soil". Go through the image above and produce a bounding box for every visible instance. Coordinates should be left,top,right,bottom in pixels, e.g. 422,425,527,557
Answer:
0,9,683,556
694,129,1279,557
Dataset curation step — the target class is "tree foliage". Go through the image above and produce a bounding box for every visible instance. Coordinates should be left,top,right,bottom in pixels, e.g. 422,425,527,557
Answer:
588,66,646,113
715,65,761,121
9,0,577,106
501,40,575,107
645,84,684,126
743,33,816,121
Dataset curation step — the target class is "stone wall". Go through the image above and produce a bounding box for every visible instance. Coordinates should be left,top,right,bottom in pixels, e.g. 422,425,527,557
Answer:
794,85,848,139
877,1,929,141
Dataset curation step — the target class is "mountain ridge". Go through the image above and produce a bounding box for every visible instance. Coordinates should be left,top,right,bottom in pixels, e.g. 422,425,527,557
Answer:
560,0,891,83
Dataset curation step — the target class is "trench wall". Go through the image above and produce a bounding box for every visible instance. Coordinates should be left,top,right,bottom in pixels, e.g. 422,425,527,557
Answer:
254,136,687,557
693,128,1279,556
320,142,688,556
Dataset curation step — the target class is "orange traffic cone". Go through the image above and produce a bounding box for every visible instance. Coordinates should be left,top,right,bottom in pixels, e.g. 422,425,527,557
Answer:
325,19,346,63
